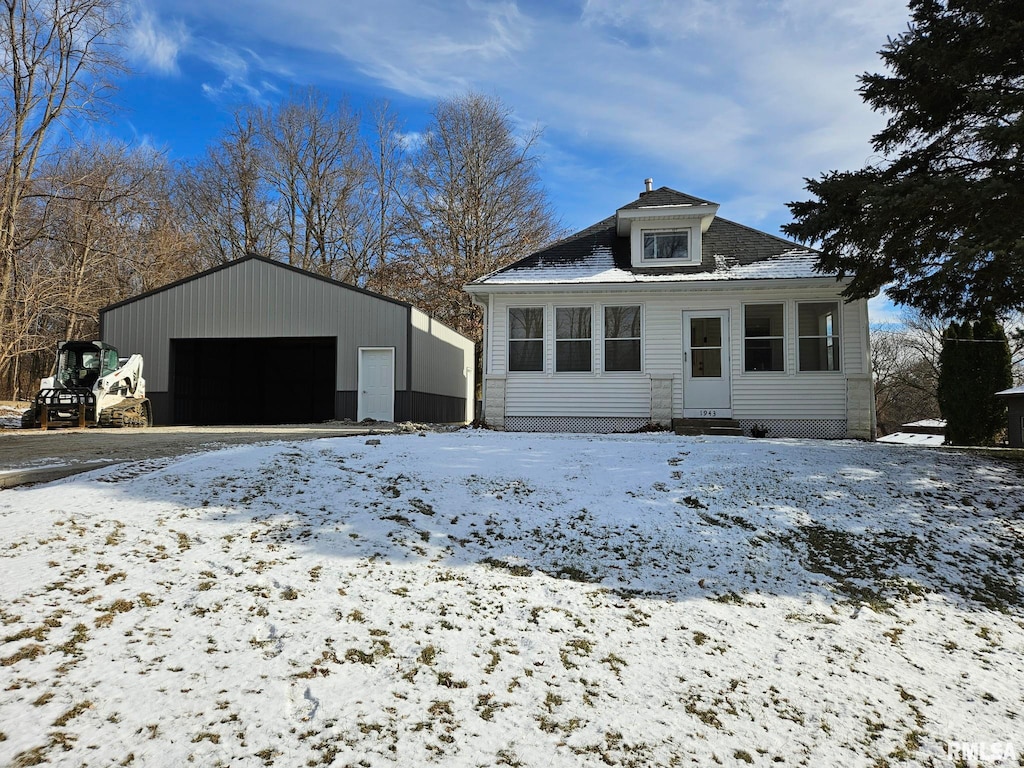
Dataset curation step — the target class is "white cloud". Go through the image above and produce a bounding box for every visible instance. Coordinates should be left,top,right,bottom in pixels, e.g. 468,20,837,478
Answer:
196,44,289,104
141,0,911,230
869,293,907,328
127,5,188,75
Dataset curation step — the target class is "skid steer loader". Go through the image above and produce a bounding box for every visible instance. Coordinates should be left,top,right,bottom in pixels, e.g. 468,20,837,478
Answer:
22,341,152,429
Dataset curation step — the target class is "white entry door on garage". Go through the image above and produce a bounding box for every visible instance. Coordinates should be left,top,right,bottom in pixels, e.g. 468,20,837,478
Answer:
358,347,395,421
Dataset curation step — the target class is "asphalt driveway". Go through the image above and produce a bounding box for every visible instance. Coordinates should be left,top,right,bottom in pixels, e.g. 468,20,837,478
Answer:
0,422,397,487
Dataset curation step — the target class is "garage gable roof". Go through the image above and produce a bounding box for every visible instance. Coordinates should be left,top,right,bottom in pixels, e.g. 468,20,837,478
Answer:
100,254,413,314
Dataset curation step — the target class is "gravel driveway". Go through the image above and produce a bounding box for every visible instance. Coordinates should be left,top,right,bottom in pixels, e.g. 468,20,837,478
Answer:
0,423,397,487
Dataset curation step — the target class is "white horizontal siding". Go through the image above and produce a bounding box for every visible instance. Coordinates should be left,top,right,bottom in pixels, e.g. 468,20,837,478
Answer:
506,375,651,417
484,285,867,423
733,374,847,419
842,298,869,375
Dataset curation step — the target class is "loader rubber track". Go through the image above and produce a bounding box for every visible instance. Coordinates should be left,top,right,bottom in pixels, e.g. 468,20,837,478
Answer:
98,398,152,428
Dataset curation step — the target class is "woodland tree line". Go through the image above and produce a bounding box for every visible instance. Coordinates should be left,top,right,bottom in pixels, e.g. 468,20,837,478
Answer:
4,0,1022,443
0,0,560,400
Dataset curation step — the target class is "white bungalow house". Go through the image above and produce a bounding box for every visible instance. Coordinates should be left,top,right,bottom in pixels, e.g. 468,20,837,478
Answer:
464,183,875,439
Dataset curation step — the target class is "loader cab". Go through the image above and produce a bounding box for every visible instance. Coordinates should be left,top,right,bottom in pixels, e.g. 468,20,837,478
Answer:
56,341,120,390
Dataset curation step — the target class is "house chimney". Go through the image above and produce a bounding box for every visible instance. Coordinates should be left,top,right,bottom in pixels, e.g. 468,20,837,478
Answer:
644,178,653,193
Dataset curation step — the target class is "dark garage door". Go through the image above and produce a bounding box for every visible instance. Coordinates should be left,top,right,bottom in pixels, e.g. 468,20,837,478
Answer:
171,337,336,425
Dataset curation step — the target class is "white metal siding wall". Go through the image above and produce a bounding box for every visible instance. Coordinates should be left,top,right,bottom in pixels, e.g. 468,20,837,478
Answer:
410,308,475,421
506,375,651,417
488,286,866,423
101,259,410,391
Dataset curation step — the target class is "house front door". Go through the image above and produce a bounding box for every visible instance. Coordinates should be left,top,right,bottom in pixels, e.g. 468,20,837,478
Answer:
682,310,732,418
358,347,395,421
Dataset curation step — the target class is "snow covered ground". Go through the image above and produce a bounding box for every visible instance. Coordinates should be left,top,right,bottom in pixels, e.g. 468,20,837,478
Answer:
1,431,1022,767
0,405,26,430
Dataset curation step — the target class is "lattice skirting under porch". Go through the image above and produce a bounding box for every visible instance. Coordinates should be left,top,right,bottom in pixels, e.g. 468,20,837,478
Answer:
737,419,848,439
504,416,652,433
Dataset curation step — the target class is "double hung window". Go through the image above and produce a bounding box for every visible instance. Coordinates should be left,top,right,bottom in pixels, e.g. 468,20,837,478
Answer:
744,304,785,372
798,302,840,371
509,307,544,372
556,307,592,372
604,306,641,372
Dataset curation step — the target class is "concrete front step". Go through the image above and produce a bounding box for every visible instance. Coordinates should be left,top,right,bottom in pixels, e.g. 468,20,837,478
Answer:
672,418,744,437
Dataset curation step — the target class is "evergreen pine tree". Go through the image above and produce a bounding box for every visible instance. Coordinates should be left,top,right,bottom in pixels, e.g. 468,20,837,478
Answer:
938,318,1013,445
938,322,972,444
972,317,1013,443
784,0,1024,318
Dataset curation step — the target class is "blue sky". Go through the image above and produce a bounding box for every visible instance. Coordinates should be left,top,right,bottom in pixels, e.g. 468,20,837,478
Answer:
114,0,912,322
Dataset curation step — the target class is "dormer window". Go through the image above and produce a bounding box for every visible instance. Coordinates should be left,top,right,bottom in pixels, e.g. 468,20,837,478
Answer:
616,185,719,269
628,219,703,267
643,230,690,262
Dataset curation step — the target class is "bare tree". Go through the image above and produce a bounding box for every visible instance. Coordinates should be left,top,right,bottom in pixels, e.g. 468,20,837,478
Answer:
259,88,370,282
11,141,198,397
396,92,561,338
871,326,940,434
0,0,125,396
175,109,280,267
363,99,406,293
871,307,1024,434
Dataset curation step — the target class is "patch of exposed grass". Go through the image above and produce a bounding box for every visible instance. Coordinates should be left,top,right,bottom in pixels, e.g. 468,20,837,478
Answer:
601,653,627,676
776,524,928,610
11,746,47,766
55,624,89,657
683,691,724,730
479,557,533,577
436,671,468,689
2,643,45,666
3,626,48,643
53,700,92,727
551,564,600,583
95,599,135,628
344,648,374,664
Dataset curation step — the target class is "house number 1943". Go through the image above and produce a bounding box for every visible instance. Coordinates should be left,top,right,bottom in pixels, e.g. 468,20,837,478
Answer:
700,410,717,417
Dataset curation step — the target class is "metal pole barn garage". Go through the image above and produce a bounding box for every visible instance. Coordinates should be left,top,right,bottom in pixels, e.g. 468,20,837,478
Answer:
99,255,475,426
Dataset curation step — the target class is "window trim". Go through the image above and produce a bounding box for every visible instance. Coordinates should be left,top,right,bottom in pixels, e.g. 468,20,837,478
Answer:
507,306,545,373
742,302,786,374
555,305,593,374
602,304,644,373
641,229,691,263
796,301,842,373
630,220,702,268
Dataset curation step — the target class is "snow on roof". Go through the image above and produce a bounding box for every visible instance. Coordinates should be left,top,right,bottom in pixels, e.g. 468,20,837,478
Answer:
482,244,821,285
902,419,946,429
467,188,832,290
876,432,947,447
995,385,1024,396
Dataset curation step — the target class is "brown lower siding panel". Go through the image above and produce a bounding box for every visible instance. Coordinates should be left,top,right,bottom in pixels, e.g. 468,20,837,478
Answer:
342,390,465,423
1008,400,1024,448
151,390,466,426
148,392,170,425
397,391,467,423
335,391,357,421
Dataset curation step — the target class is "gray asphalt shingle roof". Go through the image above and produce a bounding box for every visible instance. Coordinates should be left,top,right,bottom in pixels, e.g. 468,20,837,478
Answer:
472,187,830,287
